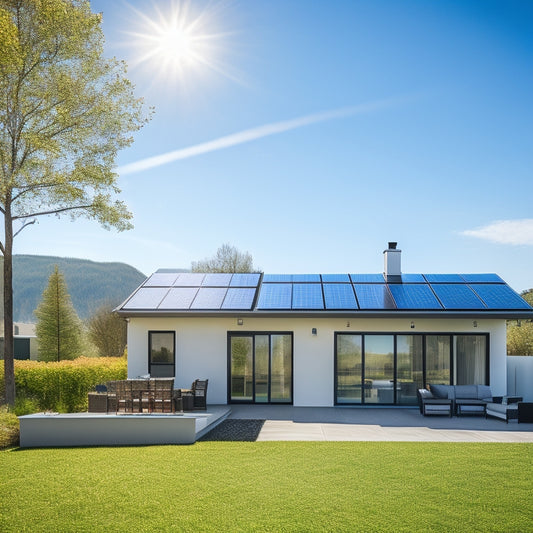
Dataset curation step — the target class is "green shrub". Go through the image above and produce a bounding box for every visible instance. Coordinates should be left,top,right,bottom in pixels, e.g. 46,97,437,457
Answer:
0,406,19,448
0,356,127,413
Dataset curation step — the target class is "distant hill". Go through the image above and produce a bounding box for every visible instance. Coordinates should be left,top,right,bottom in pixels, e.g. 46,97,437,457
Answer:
4,255,155,323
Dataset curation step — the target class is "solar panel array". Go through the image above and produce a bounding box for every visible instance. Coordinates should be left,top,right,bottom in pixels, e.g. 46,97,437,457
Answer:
255,274,531,311
122,272,532,312
123,273,261,311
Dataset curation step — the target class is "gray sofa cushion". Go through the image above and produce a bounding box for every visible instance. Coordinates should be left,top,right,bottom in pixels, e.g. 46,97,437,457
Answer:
454,385,478,399
418,389,433,399
430,384,454,399
477,385,492,400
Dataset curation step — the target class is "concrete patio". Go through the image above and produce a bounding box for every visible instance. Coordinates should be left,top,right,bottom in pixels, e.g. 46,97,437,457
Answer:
18,404,533,447
226,405,533,443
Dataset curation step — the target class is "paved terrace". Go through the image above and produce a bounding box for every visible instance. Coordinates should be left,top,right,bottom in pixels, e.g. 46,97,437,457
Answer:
222,405,533,443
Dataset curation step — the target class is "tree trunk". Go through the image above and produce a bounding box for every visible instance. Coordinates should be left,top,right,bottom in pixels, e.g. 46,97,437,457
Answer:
3,206,15,406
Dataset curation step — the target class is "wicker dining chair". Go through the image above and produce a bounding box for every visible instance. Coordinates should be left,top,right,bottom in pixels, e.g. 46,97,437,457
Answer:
191,379,208,410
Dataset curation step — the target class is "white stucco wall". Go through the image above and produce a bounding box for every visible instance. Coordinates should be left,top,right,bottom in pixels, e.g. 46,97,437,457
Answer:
127,316,507,407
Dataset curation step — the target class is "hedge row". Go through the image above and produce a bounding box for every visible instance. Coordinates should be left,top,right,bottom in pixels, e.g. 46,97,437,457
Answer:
0,357,127,413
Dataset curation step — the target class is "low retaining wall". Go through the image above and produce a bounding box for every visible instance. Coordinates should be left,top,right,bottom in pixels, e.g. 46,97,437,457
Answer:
19,407,230,448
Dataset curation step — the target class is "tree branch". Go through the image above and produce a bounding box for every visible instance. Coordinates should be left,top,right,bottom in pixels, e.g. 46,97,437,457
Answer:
13,218,36,238
12,204,94,220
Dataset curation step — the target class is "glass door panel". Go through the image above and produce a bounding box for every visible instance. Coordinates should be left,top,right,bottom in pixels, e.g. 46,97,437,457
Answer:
426,335,451,385
230,336,253,401
270,335,292,402
364,335,394,404
254,335,270,403
336,335,362,403
455,335,487,385
397,335,423,405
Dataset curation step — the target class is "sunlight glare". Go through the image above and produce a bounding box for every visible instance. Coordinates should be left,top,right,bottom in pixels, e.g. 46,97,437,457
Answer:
124,0,238,86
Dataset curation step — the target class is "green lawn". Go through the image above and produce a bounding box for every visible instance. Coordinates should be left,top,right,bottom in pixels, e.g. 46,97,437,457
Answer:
1,442,531,532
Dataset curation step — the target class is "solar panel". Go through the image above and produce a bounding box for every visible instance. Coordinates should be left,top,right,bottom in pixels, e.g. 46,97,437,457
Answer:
143,273,179,287
388,284,442,309
173,273,206,286
230,273,261,287
350,274,385,283
292,274,321,283
323,283,358,309
222,288,257,310
321,274,351,283
158,288,199,309
190,288,228,309
424,274,464,283
292,283,324,309
256,283,292,309
202,273,232,287
469,284,532,309
461,274,505,284
353,284,396,309
122,288,169,309
262,274,293,282
430,284,486,309
400,274,426,283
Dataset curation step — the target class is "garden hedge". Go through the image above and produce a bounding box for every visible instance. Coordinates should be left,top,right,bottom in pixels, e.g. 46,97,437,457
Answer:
0,357,127,413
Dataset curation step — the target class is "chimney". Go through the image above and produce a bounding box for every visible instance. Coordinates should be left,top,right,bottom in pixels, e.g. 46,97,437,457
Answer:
384,242,402,283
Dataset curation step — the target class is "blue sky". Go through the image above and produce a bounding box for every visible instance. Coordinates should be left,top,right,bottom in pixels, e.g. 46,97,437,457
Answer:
16,0,533,291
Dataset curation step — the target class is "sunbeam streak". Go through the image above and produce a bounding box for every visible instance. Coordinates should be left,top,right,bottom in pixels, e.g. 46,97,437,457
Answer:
118,96,413,176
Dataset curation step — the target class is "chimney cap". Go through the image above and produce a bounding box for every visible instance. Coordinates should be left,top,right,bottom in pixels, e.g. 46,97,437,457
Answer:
388,242,397,250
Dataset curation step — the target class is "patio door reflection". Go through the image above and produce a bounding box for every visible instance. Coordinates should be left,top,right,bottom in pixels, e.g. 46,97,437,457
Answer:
364,335,394,404
229,333,293,404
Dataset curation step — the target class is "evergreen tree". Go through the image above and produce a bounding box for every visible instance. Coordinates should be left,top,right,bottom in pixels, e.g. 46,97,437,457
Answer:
35,266,84,362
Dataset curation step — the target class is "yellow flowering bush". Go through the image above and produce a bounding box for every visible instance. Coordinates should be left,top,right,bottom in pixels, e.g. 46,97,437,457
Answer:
0,357,127,413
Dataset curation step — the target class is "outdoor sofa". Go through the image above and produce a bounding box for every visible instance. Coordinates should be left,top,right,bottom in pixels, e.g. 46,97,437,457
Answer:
485,396,524,422
417,388,453,416
429,384,492,416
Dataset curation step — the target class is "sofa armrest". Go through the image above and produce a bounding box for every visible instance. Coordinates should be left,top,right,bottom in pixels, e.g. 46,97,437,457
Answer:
503,396,523,404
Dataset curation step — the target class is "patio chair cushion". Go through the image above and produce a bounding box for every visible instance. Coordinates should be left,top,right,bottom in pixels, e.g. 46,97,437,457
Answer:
418,388,433,399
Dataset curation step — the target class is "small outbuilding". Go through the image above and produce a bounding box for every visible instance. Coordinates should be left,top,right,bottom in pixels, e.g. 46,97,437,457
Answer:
116,243,533,407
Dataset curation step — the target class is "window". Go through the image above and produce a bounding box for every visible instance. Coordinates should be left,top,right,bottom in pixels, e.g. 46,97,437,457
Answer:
149,331,175,378
229,332,293,404
335,333,489,405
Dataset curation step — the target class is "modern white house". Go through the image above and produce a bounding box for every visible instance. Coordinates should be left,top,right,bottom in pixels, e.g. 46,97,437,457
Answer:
116,243,533,407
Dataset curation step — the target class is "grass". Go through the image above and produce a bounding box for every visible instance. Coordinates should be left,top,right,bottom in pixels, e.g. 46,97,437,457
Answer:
1,442,532,532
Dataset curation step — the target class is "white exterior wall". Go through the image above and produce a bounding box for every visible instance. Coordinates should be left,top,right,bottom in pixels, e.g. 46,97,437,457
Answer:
127,316,507,407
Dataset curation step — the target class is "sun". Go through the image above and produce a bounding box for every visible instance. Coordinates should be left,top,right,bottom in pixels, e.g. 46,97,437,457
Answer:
123,0,237,85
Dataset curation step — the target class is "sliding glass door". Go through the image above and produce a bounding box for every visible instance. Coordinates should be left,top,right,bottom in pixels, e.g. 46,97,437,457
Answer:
229,333,293,404
335,333,488,405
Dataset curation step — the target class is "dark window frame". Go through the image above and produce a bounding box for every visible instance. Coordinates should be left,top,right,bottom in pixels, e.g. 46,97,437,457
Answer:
334,332,490,405
148,330,176,378
227,331,294,405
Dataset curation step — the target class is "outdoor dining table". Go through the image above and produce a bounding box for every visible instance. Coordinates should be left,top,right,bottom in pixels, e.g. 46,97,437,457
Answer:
112,378,175,414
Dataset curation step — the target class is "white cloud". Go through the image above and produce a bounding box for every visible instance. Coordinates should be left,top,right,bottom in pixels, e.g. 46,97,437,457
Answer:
462,219,533,245
117,96,411,176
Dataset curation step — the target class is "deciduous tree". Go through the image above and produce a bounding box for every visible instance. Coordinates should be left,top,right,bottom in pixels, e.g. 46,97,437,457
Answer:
191,243,255,273
87,304,126,358
35,266,83,362
0,0,150,403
